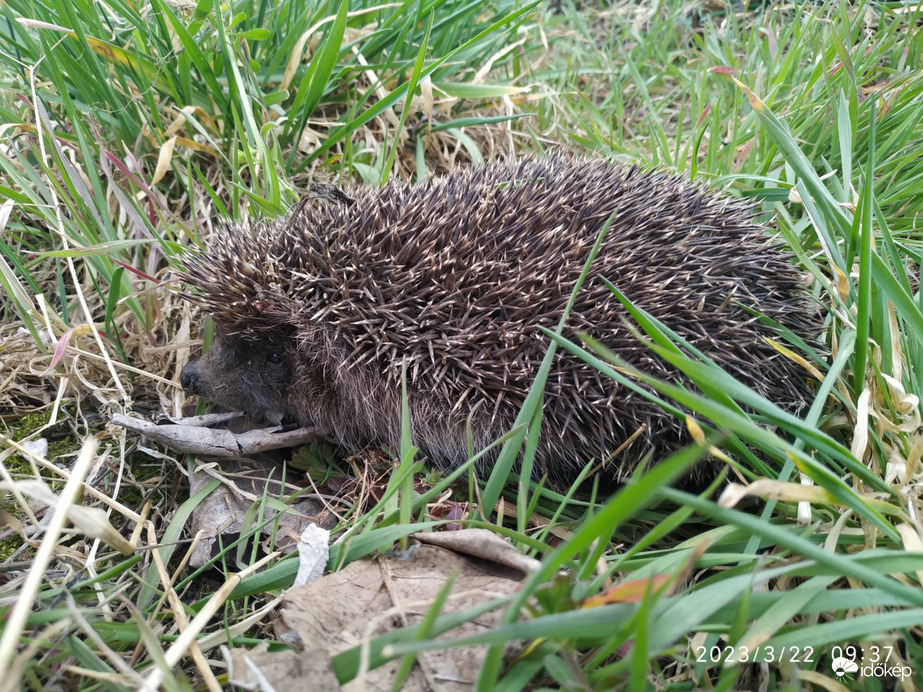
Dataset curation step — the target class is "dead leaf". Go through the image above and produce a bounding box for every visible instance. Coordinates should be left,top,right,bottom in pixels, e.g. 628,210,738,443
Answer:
278,543,523,691
226,643,340,691
111,413,323,457
187,458,332,568
413,528,540,575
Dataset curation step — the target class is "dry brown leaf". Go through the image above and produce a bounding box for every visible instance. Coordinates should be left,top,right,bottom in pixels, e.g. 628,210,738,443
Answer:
186,458,332,568
278,543,523,691
227,643,340,691
413,528,540,574
111,413,323,457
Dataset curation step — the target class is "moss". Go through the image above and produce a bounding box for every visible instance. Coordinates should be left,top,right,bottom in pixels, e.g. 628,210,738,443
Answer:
0,530,23,561
4,411,51,472
1,410,78,531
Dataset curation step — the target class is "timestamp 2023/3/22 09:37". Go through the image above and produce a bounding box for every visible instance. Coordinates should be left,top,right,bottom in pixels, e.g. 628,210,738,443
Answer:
694,643,914,682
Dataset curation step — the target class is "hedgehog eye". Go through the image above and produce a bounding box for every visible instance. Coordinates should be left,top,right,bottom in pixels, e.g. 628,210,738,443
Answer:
267,351,284,365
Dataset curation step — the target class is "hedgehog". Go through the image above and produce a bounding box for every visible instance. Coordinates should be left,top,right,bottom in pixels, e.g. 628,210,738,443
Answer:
178,154,819,486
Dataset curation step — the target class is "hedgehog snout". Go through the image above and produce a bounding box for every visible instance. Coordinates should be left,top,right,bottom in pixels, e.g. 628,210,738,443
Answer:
180,362,201,395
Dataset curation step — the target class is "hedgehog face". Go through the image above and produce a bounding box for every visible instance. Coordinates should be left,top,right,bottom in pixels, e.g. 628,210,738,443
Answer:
180,335,294,425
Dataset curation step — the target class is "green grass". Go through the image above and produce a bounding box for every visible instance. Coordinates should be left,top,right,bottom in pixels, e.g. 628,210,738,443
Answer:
1,0,923,689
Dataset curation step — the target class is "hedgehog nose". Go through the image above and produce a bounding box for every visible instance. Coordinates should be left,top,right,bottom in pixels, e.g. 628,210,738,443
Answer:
180,363,200,395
